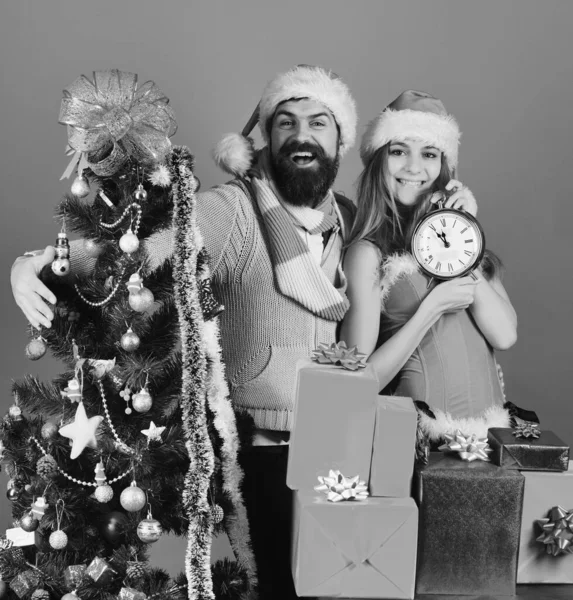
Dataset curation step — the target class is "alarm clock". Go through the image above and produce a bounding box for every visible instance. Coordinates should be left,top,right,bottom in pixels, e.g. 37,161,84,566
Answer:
410,201,485,280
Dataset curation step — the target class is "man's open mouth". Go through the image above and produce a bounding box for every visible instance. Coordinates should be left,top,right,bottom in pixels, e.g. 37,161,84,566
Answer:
291,151,317,166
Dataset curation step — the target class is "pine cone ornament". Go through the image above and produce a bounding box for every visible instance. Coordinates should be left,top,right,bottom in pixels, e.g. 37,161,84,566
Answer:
36,455,59,479
32,590,50,600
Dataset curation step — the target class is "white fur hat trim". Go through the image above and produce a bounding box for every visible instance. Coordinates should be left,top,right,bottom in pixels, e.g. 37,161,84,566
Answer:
360,108,460,170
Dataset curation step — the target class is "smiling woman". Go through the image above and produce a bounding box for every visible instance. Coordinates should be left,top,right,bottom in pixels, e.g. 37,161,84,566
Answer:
341,89,518,443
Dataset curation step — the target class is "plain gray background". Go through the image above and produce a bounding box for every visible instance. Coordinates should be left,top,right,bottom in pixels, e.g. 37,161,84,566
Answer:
1,0,572,569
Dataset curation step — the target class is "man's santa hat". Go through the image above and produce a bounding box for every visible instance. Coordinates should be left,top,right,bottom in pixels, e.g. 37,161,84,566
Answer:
213,64,358,176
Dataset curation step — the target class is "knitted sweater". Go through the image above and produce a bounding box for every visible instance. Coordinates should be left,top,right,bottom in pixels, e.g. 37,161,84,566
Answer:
70,179,355,431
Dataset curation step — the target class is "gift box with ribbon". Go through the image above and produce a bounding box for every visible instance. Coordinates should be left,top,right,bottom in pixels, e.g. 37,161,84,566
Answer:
488,427,569,471
415,452,524,596
517,460,573,583
286,357,378,491
291,488,417,598
369,396,417,497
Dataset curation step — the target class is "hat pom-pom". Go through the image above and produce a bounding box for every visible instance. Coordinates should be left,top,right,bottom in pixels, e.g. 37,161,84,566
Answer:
212,133,255,176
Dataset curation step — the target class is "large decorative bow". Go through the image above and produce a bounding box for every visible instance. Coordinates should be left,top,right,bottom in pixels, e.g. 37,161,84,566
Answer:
59,69,177,176
314,469,369,502
438,430,492,462
536,506,573,556
311,342,367,371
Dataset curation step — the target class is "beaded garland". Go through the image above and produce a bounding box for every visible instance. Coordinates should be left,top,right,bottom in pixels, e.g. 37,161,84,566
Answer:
30,436,131,487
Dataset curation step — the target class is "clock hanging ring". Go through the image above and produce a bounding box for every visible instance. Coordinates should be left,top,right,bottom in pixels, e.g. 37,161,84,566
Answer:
410,198,485,283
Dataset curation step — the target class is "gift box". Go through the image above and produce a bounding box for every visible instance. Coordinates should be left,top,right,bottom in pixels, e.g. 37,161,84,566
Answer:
369,395,416,497
415,453,524,596
9,570,41,599
287,360,378,491
291,491,417,598
517,461,573,583
488,427,569,471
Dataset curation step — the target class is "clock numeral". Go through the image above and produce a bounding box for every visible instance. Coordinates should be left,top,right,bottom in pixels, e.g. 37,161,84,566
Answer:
452,219,457,228
440,218,446,227
426,255,433,263
459,259,466,266
436,261,442,271
429,224,437,232
461,227,468,233
448,263,453,272
464,239,473,243
464,250,472,256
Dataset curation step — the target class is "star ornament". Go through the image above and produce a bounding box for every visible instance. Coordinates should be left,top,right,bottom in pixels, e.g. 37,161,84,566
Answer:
141,421,166,443
438,430,492,462
59,402,104,459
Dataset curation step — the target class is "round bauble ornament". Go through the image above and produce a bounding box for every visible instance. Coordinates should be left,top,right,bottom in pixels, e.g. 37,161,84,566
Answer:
99,510,129,546
134,184,147,202
36,454,59,480
119,230,140,254
128,288,154,312
136,517,162,544
83,238,103,257
62,593,79,600
49,529,68,550
26,337,47,361
71,175,90,198
0,579,7,599
20,512,39,532
94,484,114,503
120,328,140,352
211,504,224,524
120,482,146,512
8,405,22,420
6,487,21,502
131,389,152,414
51,258,70,277
41,421,59,440
31,589,50,600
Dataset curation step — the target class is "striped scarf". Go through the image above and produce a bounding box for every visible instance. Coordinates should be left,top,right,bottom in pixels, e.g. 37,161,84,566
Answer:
249,150,350,321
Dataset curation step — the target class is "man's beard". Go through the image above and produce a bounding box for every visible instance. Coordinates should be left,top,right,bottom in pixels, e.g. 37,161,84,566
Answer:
270,141,340,207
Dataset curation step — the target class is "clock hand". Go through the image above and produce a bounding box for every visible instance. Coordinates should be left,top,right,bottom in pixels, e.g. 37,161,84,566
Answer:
435,230,451,249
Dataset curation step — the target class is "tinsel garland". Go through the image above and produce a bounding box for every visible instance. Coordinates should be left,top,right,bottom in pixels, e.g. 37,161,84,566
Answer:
198,261,257,587
169,146,215,600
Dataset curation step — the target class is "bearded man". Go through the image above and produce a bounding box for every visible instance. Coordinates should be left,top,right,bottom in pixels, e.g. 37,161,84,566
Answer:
11,65,358,599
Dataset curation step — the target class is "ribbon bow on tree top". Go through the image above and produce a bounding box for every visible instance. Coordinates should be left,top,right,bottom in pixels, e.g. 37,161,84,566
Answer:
59,69,177,176
438,430,492,462
536,506,573,556
314,469,369,502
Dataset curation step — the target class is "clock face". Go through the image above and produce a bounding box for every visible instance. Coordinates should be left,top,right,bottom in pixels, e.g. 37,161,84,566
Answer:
412,209,485,279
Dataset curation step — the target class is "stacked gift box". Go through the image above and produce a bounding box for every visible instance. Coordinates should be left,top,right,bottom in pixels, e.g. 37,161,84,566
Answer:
287,344,573,597
287,349,419,599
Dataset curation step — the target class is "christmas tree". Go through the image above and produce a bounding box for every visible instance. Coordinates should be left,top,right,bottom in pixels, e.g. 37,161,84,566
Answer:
0,70,256,600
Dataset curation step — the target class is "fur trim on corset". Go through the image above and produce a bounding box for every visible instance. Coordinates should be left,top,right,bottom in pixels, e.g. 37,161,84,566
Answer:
419,405,511,442
360,108,460,170
379,252,418,312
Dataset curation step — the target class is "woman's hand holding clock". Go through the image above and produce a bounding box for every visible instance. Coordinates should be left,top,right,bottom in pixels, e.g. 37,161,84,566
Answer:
430,179,478,217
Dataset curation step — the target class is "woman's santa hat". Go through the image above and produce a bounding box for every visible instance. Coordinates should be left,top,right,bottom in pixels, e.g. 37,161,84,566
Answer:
360,90,461,171
213,64,357,176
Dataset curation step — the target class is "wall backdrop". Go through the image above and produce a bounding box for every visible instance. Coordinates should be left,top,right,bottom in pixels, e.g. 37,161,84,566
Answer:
1,0,572,551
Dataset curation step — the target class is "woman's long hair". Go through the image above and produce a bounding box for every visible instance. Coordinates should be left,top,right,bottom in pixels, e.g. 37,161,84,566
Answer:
346,144,502,279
